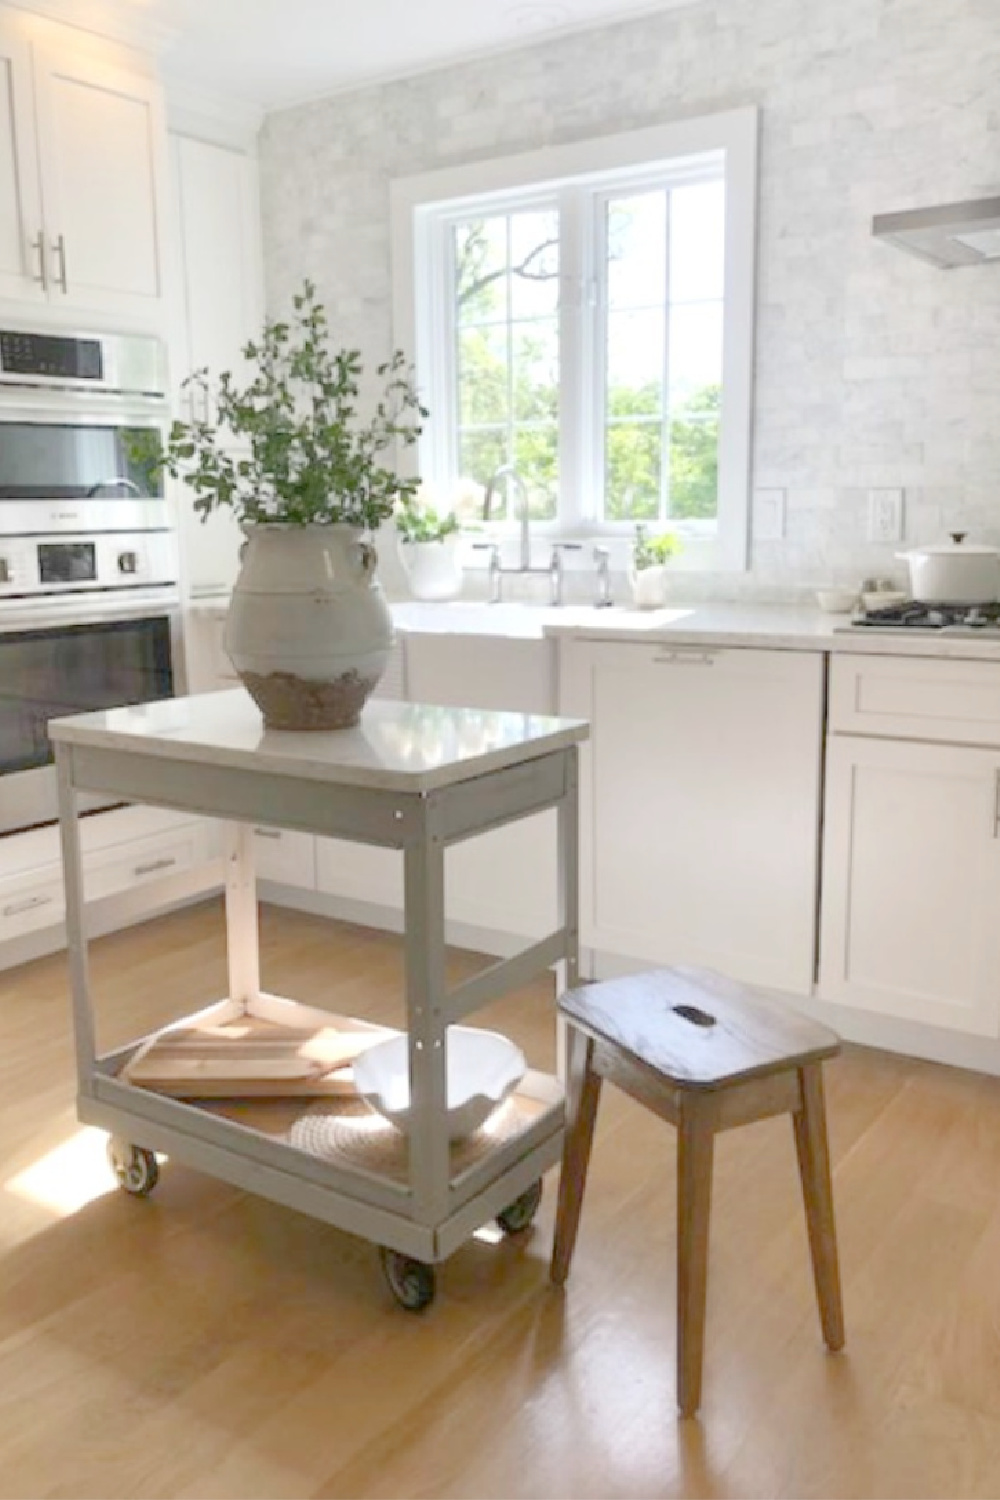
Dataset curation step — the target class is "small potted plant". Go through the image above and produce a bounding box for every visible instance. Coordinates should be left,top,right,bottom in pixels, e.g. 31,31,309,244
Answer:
158,280,427,730
396,486,463,601
630,524,682,608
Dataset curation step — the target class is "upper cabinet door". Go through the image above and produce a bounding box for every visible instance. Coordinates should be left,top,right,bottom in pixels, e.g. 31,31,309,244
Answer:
0,19,44,303
32,48,168,318
173,134,263,419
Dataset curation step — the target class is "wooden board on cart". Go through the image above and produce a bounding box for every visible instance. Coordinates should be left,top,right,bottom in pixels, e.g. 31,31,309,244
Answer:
122,1015,398,1099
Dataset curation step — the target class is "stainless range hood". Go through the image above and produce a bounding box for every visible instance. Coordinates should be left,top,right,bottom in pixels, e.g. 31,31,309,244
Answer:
872,196,1000,268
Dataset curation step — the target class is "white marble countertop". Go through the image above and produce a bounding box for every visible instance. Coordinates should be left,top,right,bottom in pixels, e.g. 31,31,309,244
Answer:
187,596,1000,662
49,689,589,793
390,600,1000,660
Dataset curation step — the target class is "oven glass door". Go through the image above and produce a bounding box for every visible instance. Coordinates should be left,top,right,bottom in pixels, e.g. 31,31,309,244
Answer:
0,615,174,776
0,422,163,500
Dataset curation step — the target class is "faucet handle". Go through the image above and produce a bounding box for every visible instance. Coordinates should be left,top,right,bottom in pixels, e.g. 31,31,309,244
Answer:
592,544,613,608
473,541,502,602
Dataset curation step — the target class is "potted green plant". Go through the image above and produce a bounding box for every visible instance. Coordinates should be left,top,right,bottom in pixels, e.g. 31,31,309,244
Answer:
630,524,682,608
395,486,463,601
160,280,427,729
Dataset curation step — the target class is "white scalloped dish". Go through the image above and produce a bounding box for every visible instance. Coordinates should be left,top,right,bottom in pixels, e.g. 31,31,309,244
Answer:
352,1026,526,1141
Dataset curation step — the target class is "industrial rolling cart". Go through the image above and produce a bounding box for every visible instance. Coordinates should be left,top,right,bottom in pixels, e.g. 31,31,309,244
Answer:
52,690,586,1309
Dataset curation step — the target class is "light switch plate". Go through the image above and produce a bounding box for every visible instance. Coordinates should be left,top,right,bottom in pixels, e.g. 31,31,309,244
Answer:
754,488,786,541
868,488,904,543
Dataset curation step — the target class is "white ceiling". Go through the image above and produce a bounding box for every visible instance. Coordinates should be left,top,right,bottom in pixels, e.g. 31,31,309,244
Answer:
13,0,694,111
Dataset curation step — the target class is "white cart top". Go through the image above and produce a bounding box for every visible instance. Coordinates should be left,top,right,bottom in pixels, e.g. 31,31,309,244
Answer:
49,689,589,793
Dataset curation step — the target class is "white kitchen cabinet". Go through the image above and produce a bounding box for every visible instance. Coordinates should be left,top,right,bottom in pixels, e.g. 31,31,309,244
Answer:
313,630,561,943
559,639,824,993
0,805,218,954
182,607,241,696
0,18,44,304
314,639,408,912
0,24,169,319
404,632,559,942
819,654,1000,1037
251,825,316,889
819,735,1000,1037
169,134,263,601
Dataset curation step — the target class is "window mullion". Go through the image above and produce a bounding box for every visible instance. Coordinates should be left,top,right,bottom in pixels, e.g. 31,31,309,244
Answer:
558,187,585,532
586,190,610,530
661,190,672,524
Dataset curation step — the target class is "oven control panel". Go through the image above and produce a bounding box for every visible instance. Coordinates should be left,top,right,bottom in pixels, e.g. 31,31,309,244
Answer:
0,329,103,381
0,532,178,598
0,326,167,396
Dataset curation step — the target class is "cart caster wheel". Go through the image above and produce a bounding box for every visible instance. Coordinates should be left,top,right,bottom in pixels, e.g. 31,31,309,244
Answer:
107,1138,159,1197
497,1179,543,1235
379,1247,436,1311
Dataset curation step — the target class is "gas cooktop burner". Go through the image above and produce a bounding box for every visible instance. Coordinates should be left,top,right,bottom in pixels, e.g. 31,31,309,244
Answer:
850,602,1000,633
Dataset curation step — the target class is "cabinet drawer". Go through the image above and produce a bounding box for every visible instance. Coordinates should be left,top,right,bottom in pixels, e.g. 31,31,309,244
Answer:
252,826,315,888
830,655,1000,745
85,824,209,902
0,867,64,941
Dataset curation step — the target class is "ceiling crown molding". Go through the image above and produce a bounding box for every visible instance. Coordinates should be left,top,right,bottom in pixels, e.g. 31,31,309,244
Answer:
164,75,264,147
6,0,181,54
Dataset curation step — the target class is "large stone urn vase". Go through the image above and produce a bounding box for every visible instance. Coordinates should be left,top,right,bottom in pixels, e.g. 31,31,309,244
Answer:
224,523,393,730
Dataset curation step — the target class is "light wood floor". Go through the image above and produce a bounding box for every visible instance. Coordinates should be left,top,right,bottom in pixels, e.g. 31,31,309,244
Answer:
4,900,1000,1499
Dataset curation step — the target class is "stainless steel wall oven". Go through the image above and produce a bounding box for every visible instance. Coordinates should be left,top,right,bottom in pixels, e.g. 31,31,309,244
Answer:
0,326,181,834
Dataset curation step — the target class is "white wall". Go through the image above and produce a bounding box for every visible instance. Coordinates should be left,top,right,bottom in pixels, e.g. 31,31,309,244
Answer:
258,0,1000,598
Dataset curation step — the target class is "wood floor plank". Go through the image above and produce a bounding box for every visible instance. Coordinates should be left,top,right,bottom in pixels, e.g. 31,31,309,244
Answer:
3,900,1000,1498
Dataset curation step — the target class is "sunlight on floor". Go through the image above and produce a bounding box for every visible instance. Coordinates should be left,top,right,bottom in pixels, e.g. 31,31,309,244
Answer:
4,1127,118,1216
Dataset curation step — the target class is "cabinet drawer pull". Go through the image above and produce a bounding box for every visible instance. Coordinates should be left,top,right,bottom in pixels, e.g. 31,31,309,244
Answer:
652,650,716,666
994,771,1000,840
32,230,47,290
254,828,281,840
3,892,55,917
133,856,177,877
54,233,68,293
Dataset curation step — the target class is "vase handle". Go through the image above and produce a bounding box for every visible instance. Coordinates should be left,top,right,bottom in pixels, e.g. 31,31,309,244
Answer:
355,540,378,578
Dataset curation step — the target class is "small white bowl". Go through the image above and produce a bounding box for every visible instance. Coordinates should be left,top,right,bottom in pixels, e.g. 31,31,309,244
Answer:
861,589,909,612
815,588,858,614
352,1026,526,1141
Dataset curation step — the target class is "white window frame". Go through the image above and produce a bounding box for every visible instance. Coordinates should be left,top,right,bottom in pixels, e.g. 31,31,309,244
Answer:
390,107,758,572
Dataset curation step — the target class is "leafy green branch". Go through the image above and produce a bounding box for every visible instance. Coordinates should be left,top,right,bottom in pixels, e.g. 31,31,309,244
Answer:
159,281,429,531
633,523,682,570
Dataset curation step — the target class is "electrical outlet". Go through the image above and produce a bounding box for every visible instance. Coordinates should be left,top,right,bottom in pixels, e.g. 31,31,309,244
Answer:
754,488,786,541
868,488,904,543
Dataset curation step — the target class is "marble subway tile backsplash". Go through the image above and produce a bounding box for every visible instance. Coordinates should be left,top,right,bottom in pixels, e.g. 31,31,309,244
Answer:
259,0,1000,600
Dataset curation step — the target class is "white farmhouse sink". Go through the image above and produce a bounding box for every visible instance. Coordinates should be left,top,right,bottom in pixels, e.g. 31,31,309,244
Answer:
391,600,693,638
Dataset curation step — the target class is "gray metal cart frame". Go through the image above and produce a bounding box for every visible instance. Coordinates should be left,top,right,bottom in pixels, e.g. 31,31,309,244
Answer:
52,694,585,1297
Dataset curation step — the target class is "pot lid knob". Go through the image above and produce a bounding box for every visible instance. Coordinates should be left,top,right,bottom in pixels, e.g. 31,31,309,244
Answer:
951,532,967,545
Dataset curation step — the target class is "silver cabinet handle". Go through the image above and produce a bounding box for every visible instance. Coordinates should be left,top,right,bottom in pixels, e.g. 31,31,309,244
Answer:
3,892,55,917
254,828,281,841
31,230,48,290
133,856,177,877
993,770,1000,839
54,233,68,293
652,650,716,666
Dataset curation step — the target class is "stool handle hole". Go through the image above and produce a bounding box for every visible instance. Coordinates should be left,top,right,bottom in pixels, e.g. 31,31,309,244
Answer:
672,1003,716,1028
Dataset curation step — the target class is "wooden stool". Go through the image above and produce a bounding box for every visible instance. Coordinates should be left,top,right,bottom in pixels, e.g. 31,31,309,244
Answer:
550,967,845,1417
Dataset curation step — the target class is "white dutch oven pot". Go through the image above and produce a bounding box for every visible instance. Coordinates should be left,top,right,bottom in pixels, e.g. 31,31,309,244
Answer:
897,533,1000,605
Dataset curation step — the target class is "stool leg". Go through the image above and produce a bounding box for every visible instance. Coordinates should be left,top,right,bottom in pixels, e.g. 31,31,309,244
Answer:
551,1033,602,1286
793,1062,845,1352
676,1096,715,1418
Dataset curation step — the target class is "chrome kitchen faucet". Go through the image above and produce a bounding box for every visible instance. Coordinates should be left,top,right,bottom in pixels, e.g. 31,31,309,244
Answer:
476,464,580,604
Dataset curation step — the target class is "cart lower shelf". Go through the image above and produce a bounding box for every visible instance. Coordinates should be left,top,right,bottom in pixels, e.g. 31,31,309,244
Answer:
91,996,565,1302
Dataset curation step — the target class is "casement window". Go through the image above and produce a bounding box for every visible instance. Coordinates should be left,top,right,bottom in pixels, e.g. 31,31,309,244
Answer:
391,107,757,570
